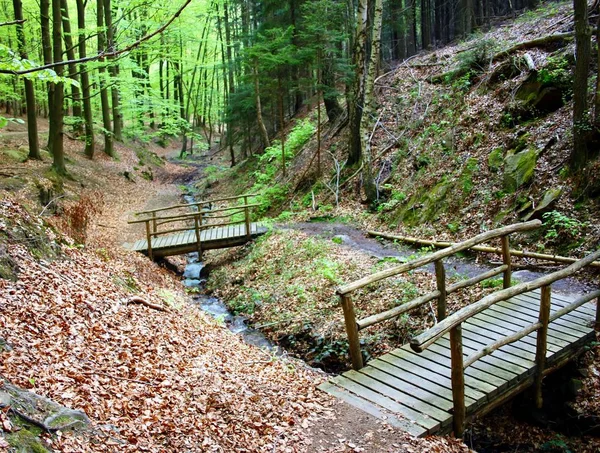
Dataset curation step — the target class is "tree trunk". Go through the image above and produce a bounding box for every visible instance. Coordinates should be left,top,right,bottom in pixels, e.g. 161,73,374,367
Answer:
13,0,40,160
60,0,82,134
97,0,114,157
224,1,236,166
253,63,270,149
421,0,432,49
40,0,53,151
572,0,591,170
594,15,600,129
104,0,122,141
322,56,343,122
49,0,65,174
360,0,383,204
75,0,94,158
347,0,368,167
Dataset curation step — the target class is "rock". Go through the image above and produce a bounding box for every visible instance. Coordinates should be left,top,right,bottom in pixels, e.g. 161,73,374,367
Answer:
523,187,563,220
503,148,538,192
44,408,89,431
567,378,583,397
183,262,204,280
0,391,11,408
488,147,504,172
0,377,89,432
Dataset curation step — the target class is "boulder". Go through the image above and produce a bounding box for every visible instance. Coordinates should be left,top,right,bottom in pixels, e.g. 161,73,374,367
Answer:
523,187,563,220
503,148,538,192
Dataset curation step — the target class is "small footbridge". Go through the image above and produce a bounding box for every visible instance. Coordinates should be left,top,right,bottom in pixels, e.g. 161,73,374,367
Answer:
319,220,600,437
128,194,267,260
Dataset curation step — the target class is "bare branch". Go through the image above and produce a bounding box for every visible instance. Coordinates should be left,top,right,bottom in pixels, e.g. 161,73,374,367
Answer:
0,0,192,76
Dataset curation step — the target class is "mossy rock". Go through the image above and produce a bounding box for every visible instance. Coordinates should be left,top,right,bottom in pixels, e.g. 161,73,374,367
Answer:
488,147,504,172
6,425,49,453
503,148,538,193
522,187,563,220
393,177,452,226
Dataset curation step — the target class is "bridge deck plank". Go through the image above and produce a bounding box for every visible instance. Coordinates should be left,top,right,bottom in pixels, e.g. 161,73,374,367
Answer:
128,223,267,258
319,291,595,437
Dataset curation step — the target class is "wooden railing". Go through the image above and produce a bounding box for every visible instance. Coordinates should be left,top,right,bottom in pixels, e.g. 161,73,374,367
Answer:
128,194,258,260
337,220,542,371
410,249,600,437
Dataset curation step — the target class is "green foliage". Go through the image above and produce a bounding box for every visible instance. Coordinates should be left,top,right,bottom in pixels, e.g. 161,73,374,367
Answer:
247,119,314,217
540,436,572,453
542,211,586,243
314,258,341,283
538,55,572,91
457,38,497,73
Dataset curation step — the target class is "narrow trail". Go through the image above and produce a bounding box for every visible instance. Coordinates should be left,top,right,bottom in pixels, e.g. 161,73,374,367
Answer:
286,221,595,297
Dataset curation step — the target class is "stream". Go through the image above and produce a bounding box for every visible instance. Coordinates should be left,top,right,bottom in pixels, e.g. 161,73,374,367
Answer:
180,193,279,353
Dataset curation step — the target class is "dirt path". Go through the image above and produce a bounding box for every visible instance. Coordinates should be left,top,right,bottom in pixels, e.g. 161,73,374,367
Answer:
287,221,595,297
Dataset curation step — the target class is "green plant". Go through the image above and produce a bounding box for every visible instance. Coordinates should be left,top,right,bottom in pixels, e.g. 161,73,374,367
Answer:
542,211,586,242
315,258,341,283
540,436,572,453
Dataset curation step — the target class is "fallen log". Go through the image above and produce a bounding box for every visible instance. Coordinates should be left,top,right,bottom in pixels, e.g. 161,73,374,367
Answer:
492,32,574,61
367,231,600,268
127,296,169,312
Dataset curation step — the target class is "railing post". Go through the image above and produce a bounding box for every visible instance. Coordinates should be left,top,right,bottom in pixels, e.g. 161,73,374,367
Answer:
145,220,154,261
596,290,600,330
501,235,512,289
534,285,551,408
450,324,465,438
244,195,251,239
151,212,157,234
194,214,203,260
435,260,447,321
340,293,363,370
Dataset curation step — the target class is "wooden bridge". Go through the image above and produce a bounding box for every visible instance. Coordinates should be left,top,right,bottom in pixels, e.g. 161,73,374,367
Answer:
128,194,267,260
319,221,600,437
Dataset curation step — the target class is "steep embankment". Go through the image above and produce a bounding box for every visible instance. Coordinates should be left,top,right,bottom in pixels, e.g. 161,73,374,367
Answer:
0,131,476,451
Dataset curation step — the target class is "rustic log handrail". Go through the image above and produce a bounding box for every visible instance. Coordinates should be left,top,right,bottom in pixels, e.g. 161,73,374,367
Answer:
410,249,600,352
337,220,541,371
133,193,259,216
338,220,540,295
129,195,258,261
409,249,600,437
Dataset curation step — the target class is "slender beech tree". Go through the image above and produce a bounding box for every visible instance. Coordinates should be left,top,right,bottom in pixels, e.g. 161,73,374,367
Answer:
347,0,368,166
104,0,122,141
12,0,39,159
40,0,53,150
572,0,591,170
97,0,114,157
76,0,94,158
48,0,65,173
360,0,382,203
60,0,82,134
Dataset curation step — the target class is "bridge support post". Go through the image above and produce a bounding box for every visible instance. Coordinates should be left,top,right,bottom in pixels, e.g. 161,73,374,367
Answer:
435,260,446,321
501,235,512,289
145,220,154,261
244,195,251,240
194,215,203,260
340,294,363,370
534,285,551,408
596,292,600,330
450,324,465,438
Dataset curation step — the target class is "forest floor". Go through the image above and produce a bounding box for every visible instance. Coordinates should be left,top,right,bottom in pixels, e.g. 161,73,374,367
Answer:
0,131,472,452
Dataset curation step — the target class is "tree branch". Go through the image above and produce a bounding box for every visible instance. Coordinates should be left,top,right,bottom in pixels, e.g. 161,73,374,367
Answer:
0,0,192,76
0,19,25,27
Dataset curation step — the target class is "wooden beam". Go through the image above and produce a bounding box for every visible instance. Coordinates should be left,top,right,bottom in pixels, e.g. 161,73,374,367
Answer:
435,260,447,321
367,231,600,268
501,235,512,289
339,221,541,295
450,325,465,438
341,294,363,370
534,286,551,408
447,265,507,294
411,249,600,353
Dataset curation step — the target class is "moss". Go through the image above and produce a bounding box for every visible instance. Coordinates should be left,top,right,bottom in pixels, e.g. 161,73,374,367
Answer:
1,148,28,163
6,424,49,453
392,177,452,226
488,147,504,172
503,148,538,193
